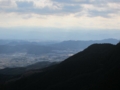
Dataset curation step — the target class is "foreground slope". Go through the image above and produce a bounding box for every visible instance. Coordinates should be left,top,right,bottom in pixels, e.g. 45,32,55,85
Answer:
4,43,120,90
0,61,57,84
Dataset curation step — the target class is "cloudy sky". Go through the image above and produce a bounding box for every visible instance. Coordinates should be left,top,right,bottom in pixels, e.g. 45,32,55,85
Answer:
0,0,120,41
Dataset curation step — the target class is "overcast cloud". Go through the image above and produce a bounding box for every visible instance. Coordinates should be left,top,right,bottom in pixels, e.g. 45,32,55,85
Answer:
0,0,120,16
0,0,120,40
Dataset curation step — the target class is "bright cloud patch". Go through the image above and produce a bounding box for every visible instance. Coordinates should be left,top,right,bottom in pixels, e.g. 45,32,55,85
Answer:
33,0,62,10
0,0,120,29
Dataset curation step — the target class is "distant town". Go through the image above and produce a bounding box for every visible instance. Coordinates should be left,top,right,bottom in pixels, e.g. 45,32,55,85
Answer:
0,49,81,69
0,39,119,69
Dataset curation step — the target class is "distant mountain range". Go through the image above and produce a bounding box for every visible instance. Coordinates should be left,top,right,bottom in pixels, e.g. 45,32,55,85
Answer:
0,38,119,55
2,42,120,90
52,38,119,50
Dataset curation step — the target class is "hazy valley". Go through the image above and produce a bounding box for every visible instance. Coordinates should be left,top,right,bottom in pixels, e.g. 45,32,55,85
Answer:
0,39,118,69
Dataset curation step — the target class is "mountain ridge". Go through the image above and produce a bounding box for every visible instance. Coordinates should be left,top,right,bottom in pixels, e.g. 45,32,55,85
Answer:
3,42,120,90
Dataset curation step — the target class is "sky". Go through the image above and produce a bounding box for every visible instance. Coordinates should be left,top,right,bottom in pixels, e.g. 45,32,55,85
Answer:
0,0,120,41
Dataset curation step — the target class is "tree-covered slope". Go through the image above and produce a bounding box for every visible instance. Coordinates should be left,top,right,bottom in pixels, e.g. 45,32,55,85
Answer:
4,43,120,90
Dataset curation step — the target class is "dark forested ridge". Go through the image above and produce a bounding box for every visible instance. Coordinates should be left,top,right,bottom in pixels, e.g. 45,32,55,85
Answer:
2,42,120,90
0,61,57,84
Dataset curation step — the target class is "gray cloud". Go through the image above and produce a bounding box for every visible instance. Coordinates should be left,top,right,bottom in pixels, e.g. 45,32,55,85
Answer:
62,5,82,13
52,0,120,4
16,1,33,8
0,0,11,6
52,0,91,4
0,0,119,18
109,0,120,2
88,10,113,17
